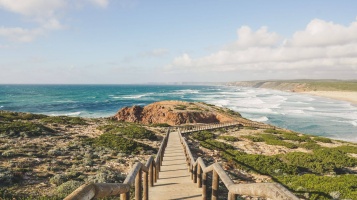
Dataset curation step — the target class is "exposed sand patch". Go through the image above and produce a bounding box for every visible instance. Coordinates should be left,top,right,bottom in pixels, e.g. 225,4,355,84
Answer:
301,91,357,105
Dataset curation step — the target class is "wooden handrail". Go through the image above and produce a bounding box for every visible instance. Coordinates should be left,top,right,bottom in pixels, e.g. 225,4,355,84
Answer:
65,128,171,200
178,124,299,200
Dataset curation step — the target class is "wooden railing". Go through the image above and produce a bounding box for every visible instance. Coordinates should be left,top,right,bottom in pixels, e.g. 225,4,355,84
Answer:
64,128,171,200
178,124,299,200
178,121,273,133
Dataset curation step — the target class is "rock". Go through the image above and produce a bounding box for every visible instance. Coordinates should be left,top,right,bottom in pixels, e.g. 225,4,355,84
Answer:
112,101,236,125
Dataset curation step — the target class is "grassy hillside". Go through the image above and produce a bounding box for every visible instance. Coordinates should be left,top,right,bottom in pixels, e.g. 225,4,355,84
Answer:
228,80,357,92
184,125,357,199
0,111,165,199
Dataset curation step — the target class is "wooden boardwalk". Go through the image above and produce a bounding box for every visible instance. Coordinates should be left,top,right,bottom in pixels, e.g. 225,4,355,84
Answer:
149,131,202,200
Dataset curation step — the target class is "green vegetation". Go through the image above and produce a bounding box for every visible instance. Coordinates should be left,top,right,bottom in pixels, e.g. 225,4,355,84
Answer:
191,130,215,141
277,174,357,199
0,111,46,122
260,134,298,149
225,109,242,117
188,106,201,111
222,149,298,175
191,128,357,199
313,136,332,143
306,81,357,92
218,135,239,142
41,116,87,125
281,148,357,174
150,123,171,127
299,142,321,150
98,124,157,140
174,105,187,110
241,135,264,142
200,139,235,151
0,121,54,137
87,133,156,154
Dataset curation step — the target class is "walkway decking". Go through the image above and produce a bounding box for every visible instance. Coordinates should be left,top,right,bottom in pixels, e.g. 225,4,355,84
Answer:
149,132,202,200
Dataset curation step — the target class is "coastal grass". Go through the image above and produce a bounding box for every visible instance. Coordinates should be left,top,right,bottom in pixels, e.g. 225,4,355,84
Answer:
85,132,156,154
41,116,87,125
98,124,157,140
191,129,357,199
0,121,55,137
306,81,357,91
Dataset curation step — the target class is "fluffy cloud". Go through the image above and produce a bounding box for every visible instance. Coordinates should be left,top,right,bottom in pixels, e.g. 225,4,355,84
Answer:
0,0,109,42
169,18,357,79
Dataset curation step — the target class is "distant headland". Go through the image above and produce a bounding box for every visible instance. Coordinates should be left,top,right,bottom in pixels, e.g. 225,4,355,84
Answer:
228,79,357,104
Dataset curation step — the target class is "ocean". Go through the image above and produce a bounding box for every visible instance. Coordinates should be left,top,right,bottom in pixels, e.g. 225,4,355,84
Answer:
0,84,356,142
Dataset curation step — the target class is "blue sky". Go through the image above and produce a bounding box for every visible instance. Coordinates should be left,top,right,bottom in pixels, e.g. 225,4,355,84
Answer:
1,0,357,84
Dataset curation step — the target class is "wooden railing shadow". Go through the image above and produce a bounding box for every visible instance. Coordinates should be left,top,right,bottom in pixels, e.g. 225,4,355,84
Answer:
178,124,299,200
64,128,171,200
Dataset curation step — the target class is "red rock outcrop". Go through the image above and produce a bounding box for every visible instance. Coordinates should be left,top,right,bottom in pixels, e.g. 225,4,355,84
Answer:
112,101,236,125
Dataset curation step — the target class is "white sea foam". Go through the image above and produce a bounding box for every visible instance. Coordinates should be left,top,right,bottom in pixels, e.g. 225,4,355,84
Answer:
122,93,154,99
0,106,3,108
283,110,305,115
333,120,357,127
249,116,269,122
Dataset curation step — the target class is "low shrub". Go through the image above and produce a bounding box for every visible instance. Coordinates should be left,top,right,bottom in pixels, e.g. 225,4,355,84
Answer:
50,174,68,186
261,134,298,149
150,123,171,127
280,148,357,174
191,130,215,141
56,180,83,197
334,145,357,153
0,111,46,122
218,135,239,142
0,121,55,137
313,137,332,143
41,116,87,125
200,139,235,151
92,133,156,154
174,105,187,110
221,149,298,175
299,142,321,150
277,174,357,200
241,135,264,142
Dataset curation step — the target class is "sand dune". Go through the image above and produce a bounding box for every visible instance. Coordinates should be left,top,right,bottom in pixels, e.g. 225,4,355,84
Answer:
302,91,357,105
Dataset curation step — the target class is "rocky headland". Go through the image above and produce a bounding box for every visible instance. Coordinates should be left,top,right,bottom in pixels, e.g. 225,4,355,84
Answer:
112,101,241,125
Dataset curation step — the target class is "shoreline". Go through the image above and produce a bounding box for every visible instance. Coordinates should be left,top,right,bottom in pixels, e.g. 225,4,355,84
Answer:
299,91,357,105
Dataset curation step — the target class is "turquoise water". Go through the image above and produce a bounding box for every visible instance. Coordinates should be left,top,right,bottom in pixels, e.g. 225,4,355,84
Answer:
1,84,357,142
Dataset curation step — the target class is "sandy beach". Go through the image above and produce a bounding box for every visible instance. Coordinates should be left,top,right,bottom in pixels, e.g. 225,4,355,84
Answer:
302,91,357,105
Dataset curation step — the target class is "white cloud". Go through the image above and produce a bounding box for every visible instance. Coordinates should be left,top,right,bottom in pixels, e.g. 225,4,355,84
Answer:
0,0,110,42
226,26,281,50
289,18,357,47
168,18,357,79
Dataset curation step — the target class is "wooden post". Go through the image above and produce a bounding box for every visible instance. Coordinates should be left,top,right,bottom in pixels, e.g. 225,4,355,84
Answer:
154,163,157,183
121,192,130,200
193,164,197,183
197,163,202,188
212,170,219,200
189,164,193,178
202,173,207,200
143,171,148,200
135,170,142,200
149,160,154,187
228,192,236,200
